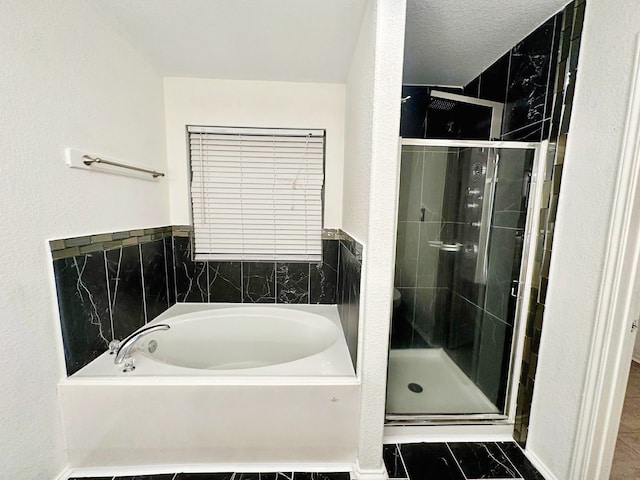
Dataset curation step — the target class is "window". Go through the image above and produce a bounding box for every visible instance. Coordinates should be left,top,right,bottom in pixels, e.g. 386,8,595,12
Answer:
188,126,325,261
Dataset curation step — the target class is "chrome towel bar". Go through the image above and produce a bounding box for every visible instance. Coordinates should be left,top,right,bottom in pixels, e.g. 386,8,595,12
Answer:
82,155,165,178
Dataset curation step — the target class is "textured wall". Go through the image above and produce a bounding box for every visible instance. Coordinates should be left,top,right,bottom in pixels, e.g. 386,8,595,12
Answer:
0,0,168,477
527,0,640,477
344,0,406,474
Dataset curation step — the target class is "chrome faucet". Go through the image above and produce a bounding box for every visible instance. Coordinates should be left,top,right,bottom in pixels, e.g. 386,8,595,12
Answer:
113,324,170,365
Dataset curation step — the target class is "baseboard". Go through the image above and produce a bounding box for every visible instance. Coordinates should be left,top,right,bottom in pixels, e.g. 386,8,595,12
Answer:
68,463,354,478
53,466,72,480
632,355,640,364
525,449,557,480
353,461,388,480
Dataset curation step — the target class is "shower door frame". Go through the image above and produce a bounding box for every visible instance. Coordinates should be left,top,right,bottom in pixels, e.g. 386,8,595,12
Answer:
386,138,548,426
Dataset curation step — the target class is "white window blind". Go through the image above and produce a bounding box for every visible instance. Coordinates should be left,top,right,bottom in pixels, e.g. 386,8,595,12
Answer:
188,126,325,261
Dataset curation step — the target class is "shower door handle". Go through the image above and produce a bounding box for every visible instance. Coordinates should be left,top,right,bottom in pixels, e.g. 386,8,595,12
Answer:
510,280,519,298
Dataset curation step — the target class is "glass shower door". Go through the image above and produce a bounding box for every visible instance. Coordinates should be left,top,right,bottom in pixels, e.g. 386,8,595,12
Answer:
387,140,542,421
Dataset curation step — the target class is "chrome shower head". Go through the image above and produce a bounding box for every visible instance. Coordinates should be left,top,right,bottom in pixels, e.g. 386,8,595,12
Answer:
427,97,457,111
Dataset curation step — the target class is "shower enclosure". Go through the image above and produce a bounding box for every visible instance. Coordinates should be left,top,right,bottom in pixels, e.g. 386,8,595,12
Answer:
387,139,545,423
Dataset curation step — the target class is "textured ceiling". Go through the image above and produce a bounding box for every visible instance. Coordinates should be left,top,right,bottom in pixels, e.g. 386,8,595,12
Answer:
93,0,571,86
403,0,571,86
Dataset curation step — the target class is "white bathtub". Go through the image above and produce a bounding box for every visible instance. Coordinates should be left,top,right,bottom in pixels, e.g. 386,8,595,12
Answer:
74,303,355,377
60,304,360,472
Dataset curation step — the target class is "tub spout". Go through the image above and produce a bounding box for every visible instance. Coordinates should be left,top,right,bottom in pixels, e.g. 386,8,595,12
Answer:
114,324,170,365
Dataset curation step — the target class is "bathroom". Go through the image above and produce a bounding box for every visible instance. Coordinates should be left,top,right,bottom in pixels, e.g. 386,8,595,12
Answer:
2,1,640,479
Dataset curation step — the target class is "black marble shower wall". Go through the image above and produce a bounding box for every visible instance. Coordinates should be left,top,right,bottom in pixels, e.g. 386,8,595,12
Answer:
463,0,585,445
51,227,352,376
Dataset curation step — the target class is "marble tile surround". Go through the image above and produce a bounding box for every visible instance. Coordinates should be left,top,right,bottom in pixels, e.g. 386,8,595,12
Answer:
52,227,359,376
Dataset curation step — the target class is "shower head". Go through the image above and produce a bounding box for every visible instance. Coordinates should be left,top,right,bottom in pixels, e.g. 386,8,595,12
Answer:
427,97,457,111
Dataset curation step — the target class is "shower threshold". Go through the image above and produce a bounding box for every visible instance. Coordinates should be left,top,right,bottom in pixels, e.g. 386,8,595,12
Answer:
386,349,501,422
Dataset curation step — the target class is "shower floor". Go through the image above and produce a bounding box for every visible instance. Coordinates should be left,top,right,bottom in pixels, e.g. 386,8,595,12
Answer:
386,348,499,415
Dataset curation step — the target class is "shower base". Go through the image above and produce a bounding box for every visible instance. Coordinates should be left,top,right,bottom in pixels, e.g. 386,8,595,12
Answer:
386,348,498,415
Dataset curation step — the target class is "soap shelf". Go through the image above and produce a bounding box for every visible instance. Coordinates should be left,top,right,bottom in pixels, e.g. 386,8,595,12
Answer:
428,241,462,252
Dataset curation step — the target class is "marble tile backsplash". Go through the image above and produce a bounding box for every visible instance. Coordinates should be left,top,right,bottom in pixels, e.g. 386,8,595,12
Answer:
51,227,359,376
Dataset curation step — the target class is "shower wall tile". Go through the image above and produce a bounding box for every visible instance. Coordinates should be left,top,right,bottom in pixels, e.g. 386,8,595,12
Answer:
397,150,424,221
53,253,112,375
276,263,310,304
446,294,483,379
243,262,276,303
485,228,524,324
106,245,145,340
394,222,419,288
208,262,242,303
476,313,513,407
412,287,449,348
141,239,169,321
479,52,510,103
173,236,208,303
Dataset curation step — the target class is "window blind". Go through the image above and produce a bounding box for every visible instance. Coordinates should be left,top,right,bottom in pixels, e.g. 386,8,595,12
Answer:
188,126,325,261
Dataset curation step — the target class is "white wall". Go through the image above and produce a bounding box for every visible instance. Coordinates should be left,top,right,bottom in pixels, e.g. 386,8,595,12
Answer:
527,1,640,478
0,1,168,477
163,78,346,228
342,0,406,475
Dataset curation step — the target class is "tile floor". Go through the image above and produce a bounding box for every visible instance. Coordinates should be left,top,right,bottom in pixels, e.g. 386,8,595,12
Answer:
383,442,545,480
611,360,640,479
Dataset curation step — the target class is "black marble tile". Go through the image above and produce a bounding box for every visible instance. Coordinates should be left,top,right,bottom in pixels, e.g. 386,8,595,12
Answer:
117,476,174,480
413,288,449,348
464,76,480,98
399,443,465,480
498,442,546,480
233,474,291,480
503,17,556,136
397,149,424,222
502,121,545,142
400,86,431,138
54,253,112,375
164,236,176,305
68,477,113,480
458,103,493,140
173,236,208,303
175,474,234,480
243,262,276,303
141,239,169,321
276,262,310,304
310,240,338,304
106,245,145,339
479,52,510,103
448,442,521,479
477,313,513,408
208,262,242,303
383,444,408,479
391,288,419,349
337,242,361,369
294,474,349,480
485,227,524,323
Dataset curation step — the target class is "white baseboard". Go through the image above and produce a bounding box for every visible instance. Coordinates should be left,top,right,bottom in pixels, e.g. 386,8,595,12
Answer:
67,463,354,479
632,356,640,364
383,423,514,444
525,449,557,480
53,466,72,480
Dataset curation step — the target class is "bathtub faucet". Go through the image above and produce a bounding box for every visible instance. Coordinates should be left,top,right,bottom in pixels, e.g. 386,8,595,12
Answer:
114,324,170,365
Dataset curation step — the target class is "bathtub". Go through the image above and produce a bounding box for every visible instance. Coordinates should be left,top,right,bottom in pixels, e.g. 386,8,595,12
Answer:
59,304,360,472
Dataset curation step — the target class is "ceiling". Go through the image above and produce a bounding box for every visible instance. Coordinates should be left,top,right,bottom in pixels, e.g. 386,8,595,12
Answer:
93,0,571,86
403,0,571,85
